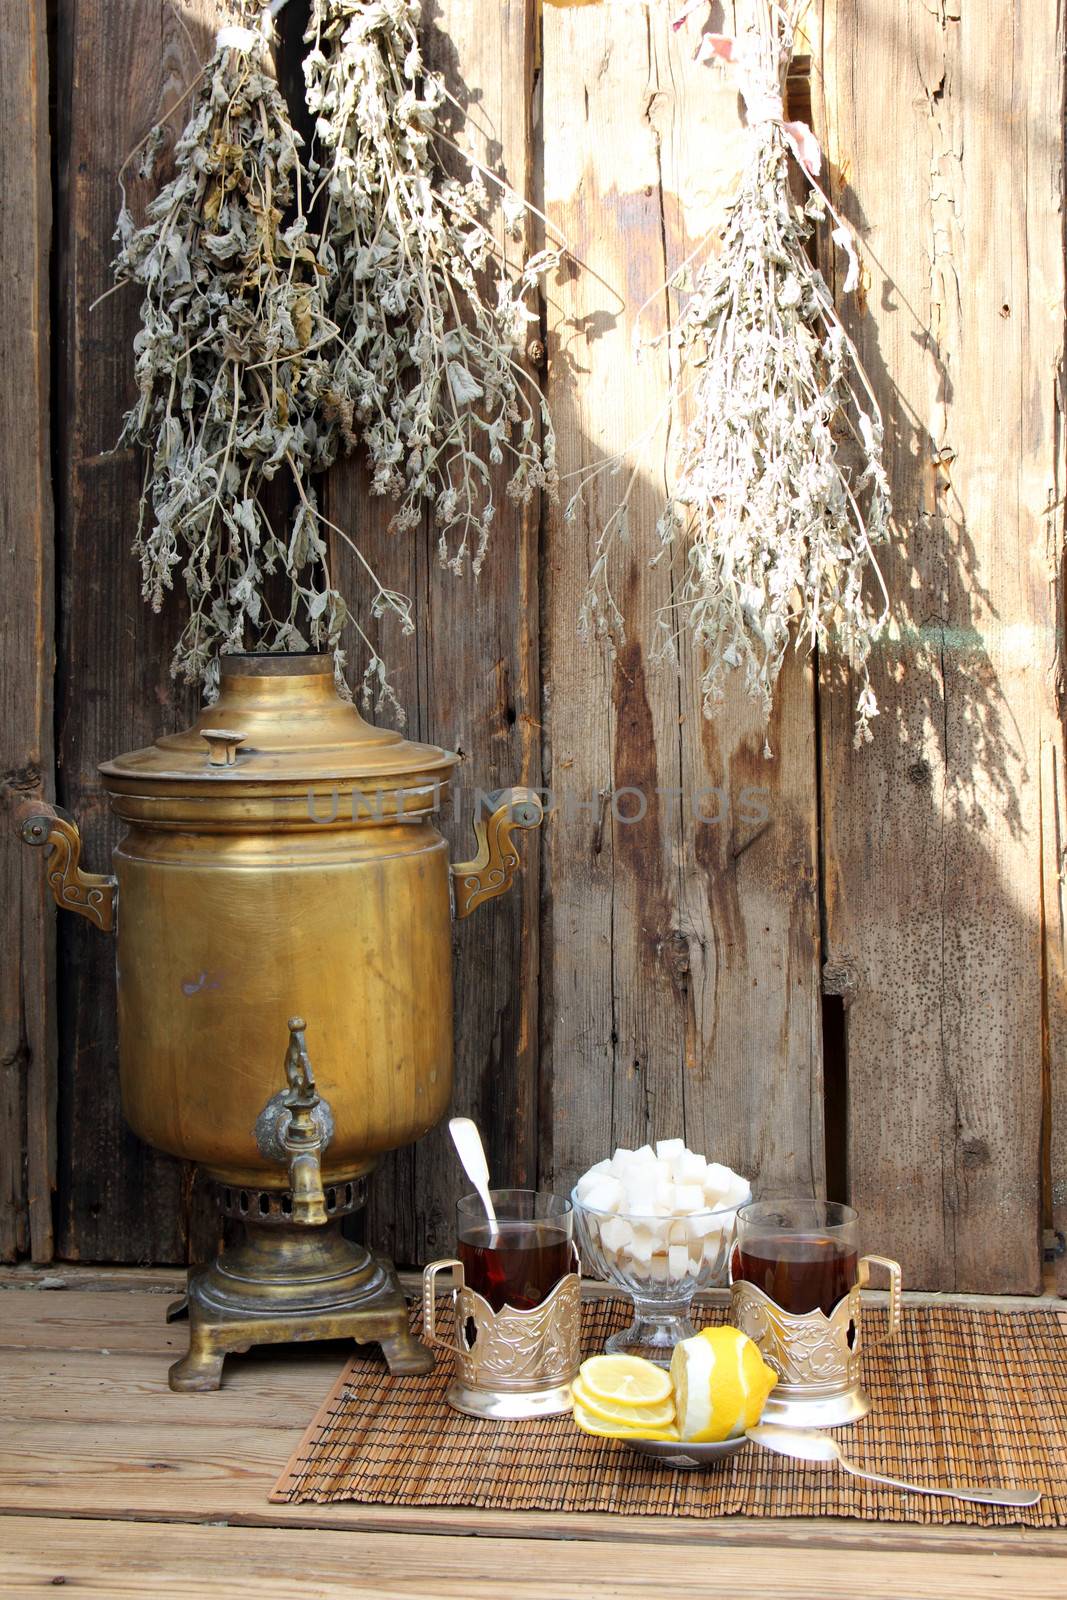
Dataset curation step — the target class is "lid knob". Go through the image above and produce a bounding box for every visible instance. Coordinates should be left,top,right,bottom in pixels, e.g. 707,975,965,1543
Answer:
201,729,246,768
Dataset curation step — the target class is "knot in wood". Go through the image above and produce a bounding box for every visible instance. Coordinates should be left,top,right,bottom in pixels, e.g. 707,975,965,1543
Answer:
822,960,859,1003
663,929,691,981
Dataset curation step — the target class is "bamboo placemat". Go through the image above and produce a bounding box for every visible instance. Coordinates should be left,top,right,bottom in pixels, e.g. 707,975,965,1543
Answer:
273,1299,1067,1525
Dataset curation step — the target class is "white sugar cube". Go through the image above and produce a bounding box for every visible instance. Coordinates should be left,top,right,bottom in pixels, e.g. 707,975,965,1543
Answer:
655,1137,686,1161
631,1144,657,1164
624,1176,658,1214
668,1220,688,1245
612,1147,634,1168
674,1183,705,1213
703,1162,735,1200
675,1150,708,1185
629,1228,656,1265
722,1175,752,1208
599,1215,633,1254
655,1174,676,1207
649,1251,670,1281
686,1210,723,1239
574,1161,611,1199
668,1243,692,1279
703,1229,726,1266
581,1175,624,1214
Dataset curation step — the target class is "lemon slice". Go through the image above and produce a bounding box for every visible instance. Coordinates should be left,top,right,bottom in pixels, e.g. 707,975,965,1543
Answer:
571,1375,676,1428
572,1402,679,1442
670,1326,777,1443
577,1353,673,1409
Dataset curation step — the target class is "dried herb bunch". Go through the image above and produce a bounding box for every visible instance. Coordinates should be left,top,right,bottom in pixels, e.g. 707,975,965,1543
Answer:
304,0,560,576
113,5,411,703
579,1,890,747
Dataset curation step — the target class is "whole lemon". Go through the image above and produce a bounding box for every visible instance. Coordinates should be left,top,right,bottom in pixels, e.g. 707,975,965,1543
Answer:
670,1325,778,1442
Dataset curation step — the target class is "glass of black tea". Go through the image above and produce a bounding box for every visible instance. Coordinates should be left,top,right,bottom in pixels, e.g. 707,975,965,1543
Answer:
456,1189,576,1313
423,1189,581,1417
732,1199,859,1316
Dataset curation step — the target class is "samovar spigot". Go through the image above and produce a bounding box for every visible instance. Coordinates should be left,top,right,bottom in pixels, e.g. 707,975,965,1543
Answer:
254,1017,334,1226
281,1018,329,1226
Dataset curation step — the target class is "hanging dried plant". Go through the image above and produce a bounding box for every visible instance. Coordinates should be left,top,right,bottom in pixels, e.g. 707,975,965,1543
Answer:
303,0,561,576
111,3,412,707
576,0,891,749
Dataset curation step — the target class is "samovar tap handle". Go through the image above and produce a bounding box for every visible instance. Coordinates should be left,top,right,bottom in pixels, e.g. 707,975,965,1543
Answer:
450,787,543,920
280,1018,330,1227
254,1017,334,1226
17,802,116,934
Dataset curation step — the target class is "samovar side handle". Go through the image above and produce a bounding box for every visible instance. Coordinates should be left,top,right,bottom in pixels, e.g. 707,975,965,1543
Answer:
450,787,543,920
18,803,116,934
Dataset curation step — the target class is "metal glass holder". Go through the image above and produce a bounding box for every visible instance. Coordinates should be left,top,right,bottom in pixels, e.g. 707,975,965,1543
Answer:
422,1259,582,1419
730,1254,902,1428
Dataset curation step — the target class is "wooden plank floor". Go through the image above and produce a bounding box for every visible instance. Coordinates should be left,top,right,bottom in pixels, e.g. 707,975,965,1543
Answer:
1,1274,1066,1598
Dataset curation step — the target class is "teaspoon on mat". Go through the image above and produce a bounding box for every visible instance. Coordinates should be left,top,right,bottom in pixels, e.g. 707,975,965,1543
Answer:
745,1424,1042,1509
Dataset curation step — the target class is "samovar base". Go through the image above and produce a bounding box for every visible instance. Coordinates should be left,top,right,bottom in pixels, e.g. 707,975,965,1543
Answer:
166,1218,433,1392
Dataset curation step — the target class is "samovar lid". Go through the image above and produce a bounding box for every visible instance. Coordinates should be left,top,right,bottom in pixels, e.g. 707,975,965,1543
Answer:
99,653,459,795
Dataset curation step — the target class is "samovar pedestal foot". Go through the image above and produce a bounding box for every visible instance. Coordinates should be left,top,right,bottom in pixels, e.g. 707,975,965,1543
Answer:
168,1325,228,1393
377,1325,435,1376
166,1213,433,1393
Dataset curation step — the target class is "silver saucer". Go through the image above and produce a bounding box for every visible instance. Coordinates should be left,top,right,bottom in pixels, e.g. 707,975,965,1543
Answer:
625,1436,747,1471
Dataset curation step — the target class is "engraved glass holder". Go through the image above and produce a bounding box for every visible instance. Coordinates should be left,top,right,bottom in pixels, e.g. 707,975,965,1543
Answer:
422,1190,581,1419
729,1199,902,1428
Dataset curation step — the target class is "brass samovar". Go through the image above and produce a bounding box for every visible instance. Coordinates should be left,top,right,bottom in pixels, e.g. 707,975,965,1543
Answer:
21,653,541,1390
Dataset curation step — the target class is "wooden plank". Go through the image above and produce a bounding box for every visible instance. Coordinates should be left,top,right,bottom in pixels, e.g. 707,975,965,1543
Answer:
0,1264,186,1294
325,0,542,1267
0,0,55,1264
53,0,228,1263
539,2,823,1198
815,0,1059,1288
540,0,676,1190
0,1287,191,1354
662,8,824,1194
0,1347,345,1428
2,1517,1066,1600
1048,727,1067,1292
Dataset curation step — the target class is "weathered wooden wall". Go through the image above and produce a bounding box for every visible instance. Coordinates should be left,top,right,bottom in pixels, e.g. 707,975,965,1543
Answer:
51,0,226,1265
815,0,1065,1292
539,1,824,1216
0,0,1063,1292
0,0,55,1263
336,0,544,1268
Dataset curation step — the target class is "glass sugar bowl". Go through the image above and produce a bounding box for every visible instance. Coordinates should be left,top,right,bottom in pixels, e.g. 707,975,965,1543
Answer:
572,1190,737,1366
